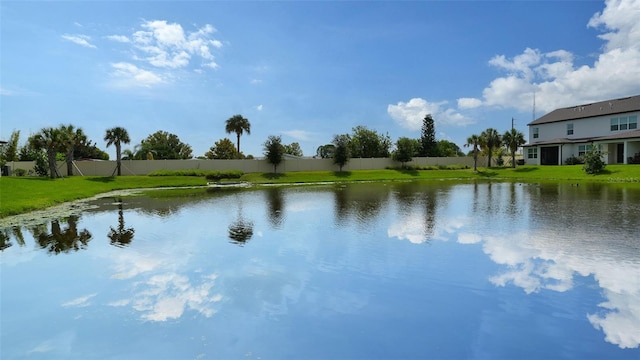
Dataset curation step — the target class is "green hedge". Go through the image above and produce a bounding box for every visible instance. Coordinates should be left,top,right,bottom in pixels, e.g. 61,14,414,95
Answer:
148,169,244,180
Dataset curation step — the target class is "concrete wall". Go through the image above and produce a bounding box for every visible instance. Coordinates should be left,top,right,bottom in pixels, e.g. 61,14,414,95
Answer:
6,156,484,176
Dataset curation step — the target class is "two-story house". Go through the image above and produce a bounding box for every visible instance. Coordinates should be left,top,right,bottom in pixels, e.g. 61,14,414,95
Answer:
524,95,640,165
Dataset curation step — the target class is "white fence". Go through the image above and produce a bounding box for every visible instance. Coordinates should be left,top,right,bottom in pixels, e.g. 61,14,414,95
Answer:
6,156,486,176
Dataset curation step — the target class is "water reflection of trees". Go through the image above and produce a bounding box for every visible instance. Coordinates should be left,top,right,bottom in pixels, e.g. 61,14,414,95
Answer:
228,195,255,246
333,183,390,228
265,187,285,229
392,182,449,240
31,216,92,254
108,201,135,248
0,227,26,251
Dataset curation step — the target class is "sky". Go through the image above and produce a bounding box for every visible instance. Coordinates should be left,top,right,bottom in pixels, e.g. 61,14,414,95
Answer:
1,0,640,159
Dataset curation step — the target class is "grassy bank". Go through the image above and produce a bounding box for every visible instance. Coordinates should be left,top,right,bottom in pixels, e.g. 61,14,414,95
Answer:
2,165,639,218
0,176,206,217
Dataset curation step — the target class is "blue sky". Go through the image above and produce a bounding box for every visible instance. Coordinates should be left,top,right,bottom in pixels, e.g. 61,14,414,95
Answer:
2,0,640,159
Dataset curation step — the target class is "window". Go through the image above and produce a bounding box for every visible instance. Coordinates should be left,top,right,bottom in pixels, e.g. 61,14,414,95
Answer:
567,123,574,135
611,118,619,131
578,144,592,156
620,116,628,130
527,148,538,159
533,127,539,139
611,116,638,131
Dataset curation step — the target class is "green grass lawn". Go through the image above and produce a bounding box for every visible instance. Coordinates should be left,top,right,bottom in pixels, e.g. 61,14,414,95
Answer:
2,165,640,218
0,176,206,217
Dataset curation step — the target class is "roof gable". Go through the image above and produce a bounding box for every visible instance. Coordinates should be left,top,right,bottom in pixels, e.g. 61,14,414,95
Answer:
528,94,640,126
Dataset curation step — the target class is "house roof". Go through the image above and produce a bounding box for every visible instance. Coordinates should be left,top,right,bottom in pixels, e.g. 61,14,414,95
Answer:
528,94,640,126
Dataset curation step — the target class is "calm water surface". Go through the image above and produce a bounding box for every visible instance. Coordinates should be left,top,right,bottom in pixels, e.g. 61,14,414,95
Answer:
1,181,639,359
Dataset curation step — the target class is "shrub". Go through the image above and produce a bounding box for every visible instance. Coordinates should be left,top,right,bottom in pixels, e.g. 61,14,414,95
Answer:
13,168,27,177
147,169,244,180
583,146,606,175
565,156,584,165
205,170,244,181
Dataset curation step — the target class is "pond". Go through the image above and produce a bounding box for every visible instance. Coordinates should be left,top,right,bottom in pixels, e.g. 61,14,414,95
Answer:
1,181,639,359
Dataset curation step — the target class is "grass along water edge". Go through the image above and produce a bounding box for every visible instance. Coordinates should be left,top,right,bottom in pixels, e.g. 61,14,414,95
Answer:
2,165,640,218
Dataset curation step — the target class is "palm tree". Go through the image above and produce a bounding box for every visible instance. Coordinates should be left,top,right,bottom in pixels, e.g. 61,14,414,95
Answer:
104,127,131,176
60,124,87,176
464,134,481,171
225,114,251,157
480,128,502,168
30,127,64,178
502,128,526,168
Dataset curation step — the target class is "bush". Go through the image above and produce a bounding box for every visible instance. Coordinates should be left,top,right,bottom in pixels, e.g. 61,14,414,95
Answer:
13,168,27,177
34,152,49,177
147,169,244,180
565,156,584,165
583,147,606,174
205,170,244,181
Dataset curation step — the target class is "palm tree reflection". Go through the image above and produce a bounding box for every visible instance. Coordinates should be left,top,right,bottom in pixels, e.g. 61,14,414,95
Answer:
228,217,254,246
108,201,135,248
228,195,254,246
33,216,92,254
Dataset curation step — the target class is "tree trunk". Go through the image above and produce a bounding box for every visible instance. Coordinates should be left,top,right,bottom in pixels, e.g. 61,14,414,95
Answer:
116,143,122,176
66,150,74,176
236,133,241,156
473,152,478,172
47,150,57,179
512,152,516,168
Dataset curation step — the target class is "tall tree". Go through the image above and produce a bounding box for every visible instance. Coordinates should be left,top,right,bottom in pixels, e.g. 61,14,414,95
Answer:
316,144,335,159
60,124,87,176
420,114,437,157
205,138,238,159
30,127,64,178
104,127,131,176
332,134,351,172
1,130,20,164
225,114,251,157
393,137,420,167
502,128,526,168
480,128,502,168
436,140,464,157
349,125,391,158
263,135,284,173
464,134,481,171
283,142,303,157
138,130,192,160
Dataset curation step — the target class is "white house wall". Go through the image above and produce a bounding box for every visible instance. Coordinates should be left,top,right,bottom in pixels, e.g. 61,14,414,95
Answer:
527,110,640,165
529,111,640,143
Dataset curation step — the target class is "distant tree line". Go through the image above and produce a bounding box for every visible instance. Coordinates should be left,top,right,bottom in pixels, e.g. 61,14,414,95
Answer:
1,113,528,177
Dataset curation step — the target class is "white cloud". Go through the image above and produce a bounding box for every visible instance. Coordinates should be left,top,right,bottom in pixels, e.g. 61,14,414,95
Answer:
105,35,130,43
62,293,97,307
588,0,640,51
251,79,263,85
110,62,164,88
126,20,223,70
388,213,427,244
130,272,222,322
256,104,263,111
282,129,312,141
61,34,96,48
457,97,482,109
472,0,640,114
387,97,475,131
